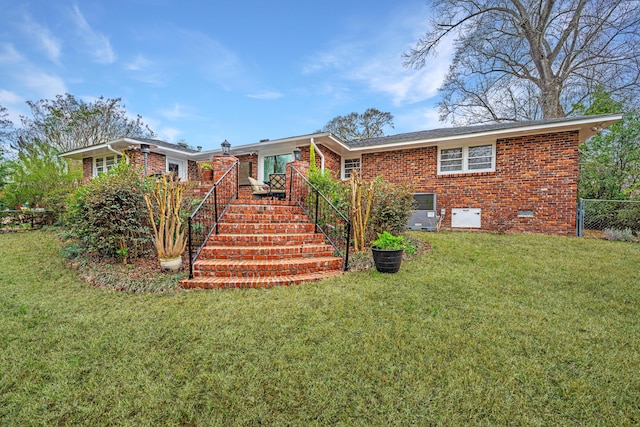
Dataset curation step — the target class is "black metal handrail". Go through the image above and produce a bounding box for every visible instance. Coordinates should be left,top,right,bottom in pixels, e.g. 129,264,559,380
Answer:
187,161,239,279
288,166,351,271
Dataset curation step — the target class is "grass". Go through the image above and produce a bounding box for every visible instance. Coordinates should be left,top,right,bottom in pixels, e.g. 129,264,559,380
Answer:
1,230,639,425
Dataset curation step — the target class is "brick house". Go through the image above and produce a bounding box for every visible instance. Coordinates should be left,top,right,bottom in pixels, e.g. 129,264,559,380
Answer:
63,114,621,236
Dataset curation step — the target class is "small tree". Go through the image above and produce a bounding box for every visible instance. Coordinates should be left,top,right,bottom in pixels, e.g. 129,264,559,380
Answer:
144,175,187,260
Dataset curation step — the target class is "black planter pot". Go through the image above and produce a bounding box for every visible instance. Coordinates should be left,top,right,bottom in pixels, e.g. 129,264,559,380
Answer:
371,248,404,273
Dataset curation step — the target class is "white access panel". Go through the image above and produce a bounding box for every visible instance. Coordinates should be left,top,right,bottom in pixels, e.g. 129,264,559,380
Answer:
451,208,481,228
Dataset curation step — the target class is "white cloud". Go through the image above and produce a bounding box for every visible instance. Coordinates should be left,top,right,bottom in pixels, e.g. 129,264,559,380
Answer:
0,43,23,64
126,54,152,72
20,70,68,99
22,15,62,63
246,90,284,100
125,55,166,86
160,104,191,120
178,30,253,91
0,89,23,105
396,106,447,131
158,126,182,143
70,4,116,64
302,4,454,106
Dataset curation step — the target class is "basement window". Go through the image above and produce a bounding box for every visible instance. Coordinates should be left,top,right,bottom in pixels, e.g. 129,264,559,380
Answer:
518,210,534,217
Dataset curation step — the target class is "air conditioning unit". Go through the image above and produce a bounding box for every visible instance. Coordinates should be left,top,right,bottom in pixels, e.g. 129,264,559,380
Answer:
407,193,438,231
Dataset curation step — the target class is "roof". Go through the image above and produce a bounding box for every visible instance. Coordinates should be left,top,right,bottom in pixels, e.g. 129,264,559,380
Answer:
346,115,622,149
60,137,202,160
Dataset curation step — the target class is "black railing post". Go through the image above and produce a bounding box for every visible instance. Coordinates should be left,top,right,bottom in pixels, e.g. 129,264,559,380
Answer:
314,188,319,233
188,218,194,279
344,220,351,271
289,167,293,202
235,163,239,199
214,187,219,235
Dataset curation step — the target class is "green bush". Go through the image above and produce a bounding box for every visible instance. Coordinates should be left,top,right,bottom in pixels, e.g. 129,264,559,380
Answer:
369,180,415,237
371,230,406,250
307,168,348,213
66,163,151,261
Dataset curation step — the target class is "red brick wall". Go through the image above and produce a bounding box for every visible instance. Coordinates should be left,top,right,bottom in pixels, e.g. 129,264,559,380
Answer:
147,152,166,175
82,158,93,184
188,160,198,181
361,131,580,235
299,144,342,178
236,154,258,179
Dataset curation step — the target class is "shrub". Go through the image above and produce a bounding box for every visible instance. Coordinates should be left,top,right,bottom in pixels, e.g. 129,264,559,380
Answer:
66,163,151,262
603,228,638,242
369,180,415,237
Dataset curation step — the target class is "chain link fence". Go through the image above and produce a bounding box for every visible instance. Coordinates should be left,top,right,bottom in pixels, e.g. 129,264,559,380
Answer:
577,199,640,237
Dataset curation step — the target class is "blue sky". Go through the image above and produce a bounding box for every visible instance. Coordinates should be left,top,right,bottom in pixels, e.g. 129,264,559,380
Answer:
0,0,454,150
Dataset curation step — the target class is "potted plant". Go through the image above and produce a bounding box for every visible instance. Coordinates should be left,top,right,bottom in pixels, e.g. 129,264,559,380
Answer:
371,231,406,273
200,163,213,181
144,175,187,273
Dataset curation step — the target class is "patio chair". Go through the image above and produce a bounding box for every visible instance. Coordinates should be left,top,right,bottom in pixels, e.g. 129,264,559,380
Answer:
269,173,286,199
248,177,271,199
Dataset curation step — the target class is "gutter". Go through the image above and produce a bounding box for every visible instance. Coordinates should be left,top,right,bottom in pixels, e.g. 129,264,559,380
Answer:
106,143,123,157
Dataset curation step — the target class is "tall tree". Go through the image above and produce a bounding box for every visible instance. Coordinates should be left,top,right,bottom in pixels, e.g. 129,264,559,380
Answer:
405,0,640,124
320,108,394,141
576,89,640,200
13,94,155,152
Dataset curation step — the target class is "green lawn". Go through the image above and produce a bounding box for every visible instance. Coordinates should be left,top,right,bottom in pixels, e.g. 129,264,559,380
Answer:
1,231,639,425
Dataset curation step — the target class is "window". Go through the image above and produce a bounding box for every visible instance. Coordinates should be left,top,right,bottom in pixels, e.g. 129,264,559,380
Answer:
263,153,292,182
166,158,187,181
343,158,361,179
438,144,494,174
94,154,122,176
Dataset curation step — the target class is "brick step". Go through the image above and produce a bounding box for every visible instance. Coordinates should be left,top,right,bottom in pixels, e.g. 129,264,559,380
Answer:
231,199,295,207
193,256,343,277
210,233,326,245
217,222,316,234
226,203,303,214
221,213,310,223
199,244,335,260
180,270,343,289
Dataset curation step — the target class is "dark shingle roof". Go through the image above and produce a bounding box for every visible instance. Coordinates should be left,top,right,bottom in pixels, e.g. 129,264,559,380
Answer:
133,138,201,153
345,116,600,148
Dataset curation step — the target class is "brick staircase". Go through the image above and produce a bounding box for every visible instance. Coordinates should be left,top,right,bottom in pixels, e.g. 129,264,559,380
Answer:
180,192,344,289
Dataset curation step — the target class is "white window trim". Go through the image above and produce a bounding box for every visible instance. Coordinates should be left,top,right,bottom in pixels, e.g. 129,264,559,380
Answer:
341,156,362,180
437,142,496,175
93,154,123,177
166,157,188,181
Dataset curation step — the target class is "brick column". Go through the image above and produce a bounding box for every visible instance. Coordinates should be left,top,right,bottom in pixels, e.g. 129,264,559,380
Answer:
212,154,239,183
286,159,310,200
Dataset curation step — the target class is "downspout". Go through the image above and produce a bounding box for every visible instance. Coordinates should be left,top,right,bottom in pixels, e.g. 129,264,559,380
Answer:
310,137,325,171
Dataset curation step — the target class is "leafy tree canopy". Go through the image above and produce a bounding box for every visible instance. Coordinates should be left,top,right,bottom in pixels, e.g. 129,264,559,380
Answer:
13,94,155,153
576,88,640,200
320,108,394,142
